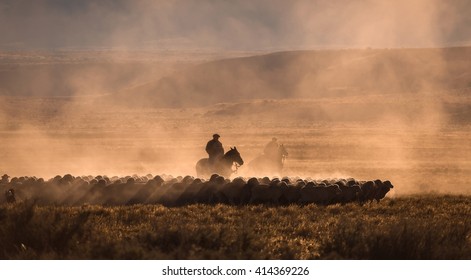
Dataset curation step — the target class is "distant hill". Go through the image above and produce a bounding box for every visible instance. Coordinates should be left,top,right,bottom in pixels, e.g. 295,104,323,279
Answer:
0,50,238,98
1,47,470,107
121,47,471,107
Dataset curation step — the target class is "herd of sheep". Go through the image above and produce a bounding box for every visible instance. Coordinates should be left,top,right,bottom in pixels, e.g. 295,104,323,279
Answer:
0,173,393,206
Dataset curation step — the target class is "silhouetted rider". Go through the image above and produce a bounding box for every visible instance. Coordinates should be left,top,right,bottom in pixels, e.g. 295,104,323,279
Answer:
206,134,224,165
264,137,279,161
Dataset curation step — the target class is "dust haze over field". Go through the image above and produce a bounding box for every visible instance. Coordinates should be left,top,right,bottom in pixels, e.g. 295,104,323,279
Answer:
0,0,470,195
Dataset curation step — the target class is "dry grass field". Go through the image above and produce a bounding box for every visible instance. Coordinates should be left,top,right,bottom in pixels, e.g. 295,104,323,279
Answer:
1,196,471,259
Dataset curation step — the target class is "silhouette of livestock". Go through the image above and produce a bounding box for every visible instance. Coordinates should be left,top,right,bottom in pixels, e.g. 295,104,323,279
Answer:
372,180,394,202
0,174,394,206
280,181,302,205
220,177,247,205
247,177,290,204
336,184,362,204
299,183,342,205
194,175,226,204
178,178,204,205
127,176,165,205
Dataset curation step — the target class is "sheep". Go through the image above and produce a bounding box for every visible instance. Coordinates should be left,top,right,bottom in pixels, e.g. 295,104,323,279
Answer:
177,178,204,205
61,178,88,205
260,177,271,185
1,174,9,184
4,177,29,200
249,178,284,204
127,175,165,205
234,177,257,205
48,175,61,185
359,180,376,202
346,178,359,187
373,180,394,202
335,180,347,188
23,175,63,205
300,183,341,205
280,181,302,204
357,180,393,203
281,177,291,185
75,179,106,205
219,177,247,205
247,179,267,204
162,176,196,206
61,174,75,185
102,178,146,206
0,174,394,206
194,175,226,204
336,184,362,204
145,177,177,204
70,180,93,206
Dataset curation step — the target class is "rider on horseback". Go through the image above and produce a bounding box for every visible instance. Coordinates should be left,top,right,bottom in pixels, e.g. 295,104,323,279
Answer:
206,134,224,167
264,137,279,162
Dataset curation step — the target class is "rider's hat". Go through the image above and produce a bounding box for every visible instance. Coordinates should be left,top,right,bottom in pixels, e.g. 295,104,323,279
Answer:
213,134,220,138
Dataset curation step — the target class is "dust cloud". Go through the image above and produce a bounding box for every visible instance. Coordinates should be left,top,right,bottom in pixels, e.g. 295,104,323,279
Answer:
0,1,470,194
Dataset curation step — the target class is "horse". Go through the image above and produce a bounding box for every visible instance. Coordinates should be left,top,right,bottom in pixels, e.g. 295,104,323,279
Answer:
196,147,244,178
248,144,288,176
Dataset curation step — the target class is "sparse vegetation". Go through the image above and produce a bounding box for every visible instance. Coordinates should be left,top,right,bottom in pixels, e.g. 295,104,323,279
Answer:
1,195,471,259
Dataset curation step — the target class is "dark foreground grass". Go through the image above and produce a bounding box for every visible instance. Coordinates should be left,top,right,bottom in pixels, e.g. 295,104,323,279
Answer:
1,195,471,259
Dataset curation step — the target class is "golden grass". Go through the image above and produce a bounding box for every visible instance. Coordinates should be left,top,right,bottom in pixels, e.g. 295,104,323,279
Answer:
1,195,470,259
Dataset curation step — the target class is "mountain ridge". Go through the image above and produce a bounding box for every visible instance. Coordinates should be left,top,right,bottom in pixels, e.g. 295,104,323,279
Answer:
120,46,471,107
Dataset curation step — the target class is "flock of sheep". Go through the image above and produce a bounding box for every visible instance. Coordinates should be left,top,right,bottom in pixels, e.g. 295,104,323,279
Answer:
0,173,393,206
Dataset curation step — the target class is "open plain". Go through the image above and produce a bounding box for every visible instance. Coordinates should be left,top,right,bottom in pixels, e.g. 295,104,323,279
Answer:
1,47,471,259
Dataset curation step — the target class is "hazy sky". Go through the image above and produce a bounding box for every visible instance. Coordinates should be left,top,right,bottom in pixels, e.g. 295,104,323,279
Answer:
0,0,470,50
